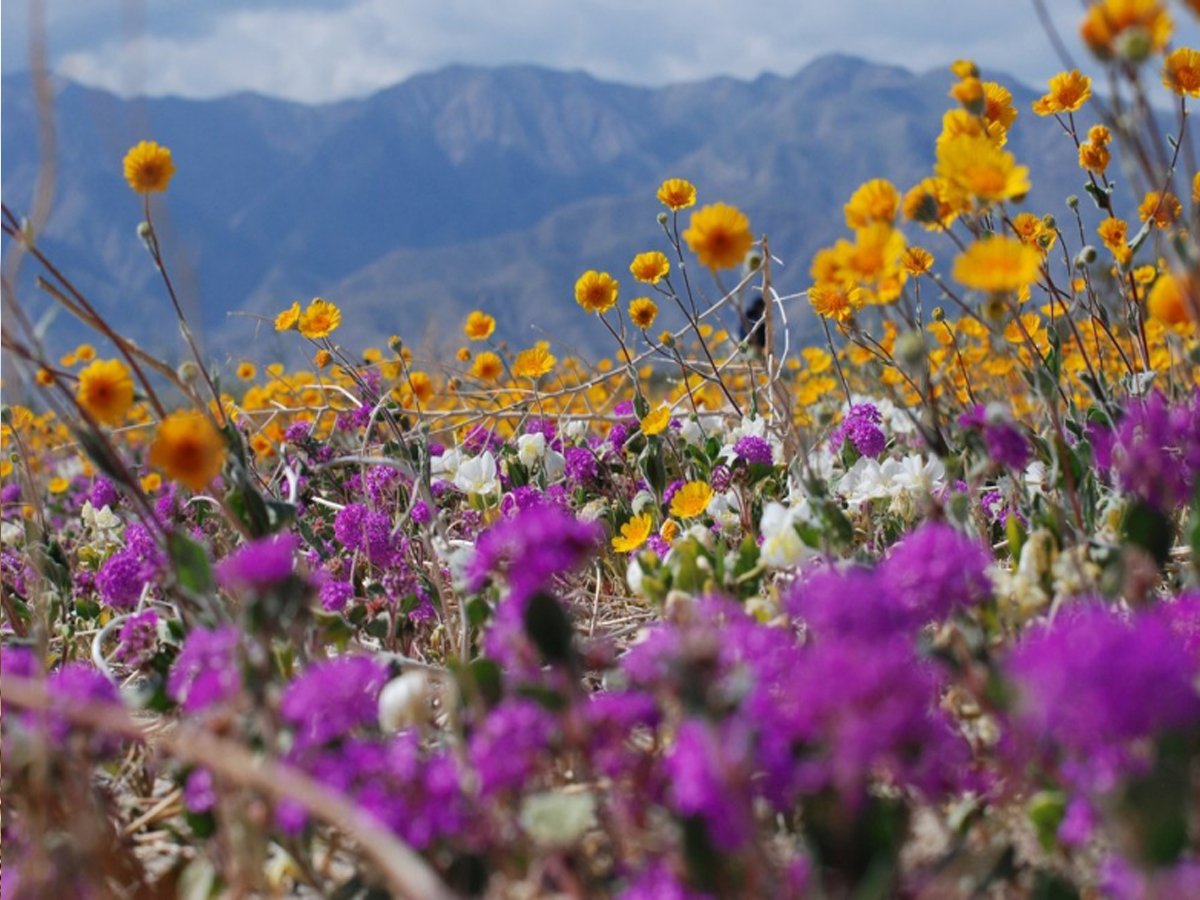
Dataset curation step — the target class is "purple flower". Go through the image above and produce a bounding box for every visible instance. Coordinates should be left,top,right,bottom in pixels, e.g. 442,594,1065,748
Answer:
184,768,217,813
114,610,158,668
41,663,120,746
621,860,711,900
216,534,298,593
468,699,557,797
733,435,773,466
333,504,398,566
168,626,241,713
1108,390,1200,510
281,656,388,752
709,464,732,493
832,404,886,458
96,549,147,609
284,420,311,444
881,522,992,620
1004,604,1200,792
564,446,599,484
89,477,119,510
666,719,754,851
319,578,354,612
469,504,601,603
983,421,1031,470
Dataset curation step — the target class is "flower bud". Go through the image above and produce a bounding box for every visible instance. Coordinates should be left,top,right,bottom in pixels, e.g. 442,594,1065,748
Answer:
178,360,200,383
895,329,926,368
1074,246,1098,269
378,670,430,732
1066,195,1079,210
1115,26,1153,64
656,212,669,226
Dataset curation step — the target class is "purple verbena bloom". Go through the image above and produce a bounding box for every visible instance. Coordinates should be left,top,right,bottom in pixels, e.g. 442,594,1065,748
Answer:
564,446,599,484
468,698,557,797
620,859,712,900
114,610,159,668
284,420,311,444
832,403,886,458
88,477,119,510
320,578,355,613
733,435,773,466
984,421,1031,470
216,533,298,593
43,663,120,746
168,626,241,713
469,504,601,603
666,719,754,851
1108,390,1200,510
881,522,992,620
281,656,388,752
1004,603,1200,792
96,549,147,609
183,768,217,813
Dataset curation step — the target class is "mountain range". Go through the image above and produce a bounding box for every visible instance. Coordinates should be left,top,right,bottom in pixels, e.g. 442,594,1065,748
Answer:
2,55,1091,368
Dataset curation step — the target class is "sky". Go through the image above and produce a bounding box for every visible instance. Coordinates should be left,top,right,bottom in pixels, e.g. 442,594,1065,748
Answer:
3,1,1200,103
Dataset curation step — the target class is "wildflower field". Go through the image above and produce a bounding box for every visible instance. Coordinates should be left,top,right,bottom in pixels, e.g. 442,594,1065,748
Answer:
6,3,1200,898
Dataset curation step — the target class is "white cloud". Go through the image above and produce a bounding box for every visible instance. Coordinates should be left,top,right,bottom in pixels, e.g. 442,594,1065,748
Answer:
37,0,1200,103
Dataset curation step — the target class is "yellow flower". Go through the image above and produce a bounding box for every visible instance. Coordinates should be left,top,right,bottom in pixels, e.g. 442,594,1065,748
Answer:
982,82,1018,132
950,59,979,79
612,513,653,553
936,134,1030,206
35,367,55,387
659,519,679,543
657,178,697,211
843,179,900,230
808,283,863,323
1147,273,1194,325
123,141,175,193
236,361,256,381
683,203,753,270
314,349,332,368
1098,217,1129,258
952,236,1042,293
76,359,134,426
148,410,226,492
630,251,670,284
640,405,671,436
513,345,556,379
901,247,934,276
274,302,301,331
575,270,619,314
902,177,959,229
74,344,96,363
470,351,503,381
1032,70,1092,115
464,310,496,340
1193,171,1200,205
669,481,714,519
1168,48,1200,95
298,297,342,339
456,347,471,362
1011,212,1057,254
1138,190,1182,227
629,297,659,330
950,76,985,111
1079,140,1111,173
405,371,434,404
48,476,70,495
1081,0,1172,59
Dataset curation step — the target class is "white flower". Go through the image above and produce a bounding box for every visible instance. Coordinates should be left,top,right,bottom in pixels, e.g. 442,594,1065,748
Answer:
631,490,657,515
707,490,741,531
430,447,462,479
378,670,431,733
564,420,588,440
626,556,645,595
1,520,24,547
543,449,566,482
517,433,546,467
1023,460,1050,496
434,538,476,590
453,452,499,496
890,453,945,496
759,501,812,569
81,501,123,549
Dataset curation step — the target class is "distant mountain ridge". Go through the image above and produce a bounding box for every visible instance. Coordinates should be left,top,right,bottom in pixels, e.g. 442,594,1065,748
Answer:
1,56,1085,365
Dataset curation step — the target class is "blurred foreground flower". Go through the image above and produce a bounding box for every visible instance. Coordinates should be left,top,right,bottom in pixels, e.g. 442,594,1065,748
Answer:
76,358,134,426
149,410,226,491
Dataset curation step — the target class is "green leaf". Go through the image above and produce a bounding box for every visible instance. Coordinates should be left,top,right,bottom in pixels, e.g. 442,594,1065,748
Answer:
167,531,214,596
1027,790,1066,852
523,592,575,666
1122,501,1174,568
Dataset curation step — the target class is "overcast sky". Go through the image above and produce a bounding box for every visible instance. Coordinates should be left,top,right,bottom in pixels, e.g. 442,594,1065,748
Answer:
3,0,1200,103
